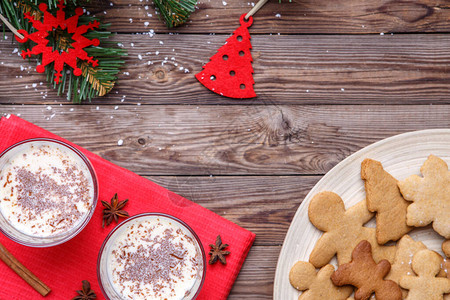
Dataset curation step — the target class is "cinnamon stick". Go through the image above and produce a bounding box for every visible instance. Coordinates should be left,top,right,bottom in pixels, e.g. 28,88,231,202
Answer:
0,242,51,296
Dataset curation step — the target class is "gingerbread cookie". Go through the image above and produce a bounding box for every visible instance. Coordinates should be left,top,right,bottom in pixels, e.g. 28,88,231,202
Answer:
398,155,450,239
308,191,395,267
289,261,353,300
385,235,427,298
361,158,412,244
443,240,450,258
443,240,450,283
331,240,402,300
400,249,450,300
444,259,450,280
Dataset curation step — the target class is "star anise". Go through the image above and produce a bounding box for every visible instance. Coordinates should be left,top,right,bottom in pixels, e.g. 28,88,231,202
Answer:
209,235,230,265
72,280,96,300
101,193,129,228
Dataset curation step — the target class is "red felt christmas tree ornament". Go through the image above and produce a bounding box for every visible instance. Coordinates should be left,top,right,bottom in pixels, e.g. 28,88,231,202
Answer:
196,14,256,99
15,0,100,84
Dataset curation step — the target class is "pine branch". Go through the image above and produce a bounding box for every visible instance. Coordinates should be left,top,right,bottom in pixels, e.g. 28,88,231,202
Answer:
0,0,126,103
153,0,197,28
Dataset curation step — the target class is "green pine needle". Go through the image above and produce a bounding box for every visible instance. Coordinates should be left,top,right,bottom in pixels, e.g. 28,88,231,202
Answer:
0,0,126,103
153,0,197,28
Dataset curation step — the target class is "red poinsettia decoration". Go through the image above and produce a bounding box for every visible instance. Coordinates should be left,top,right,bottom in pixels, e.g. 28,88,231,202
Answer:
15,0,100,84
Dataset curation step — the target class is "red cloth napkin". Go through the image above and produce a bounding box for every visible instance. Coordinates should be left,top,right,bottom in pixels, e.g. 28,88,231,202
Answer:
0,115,255,300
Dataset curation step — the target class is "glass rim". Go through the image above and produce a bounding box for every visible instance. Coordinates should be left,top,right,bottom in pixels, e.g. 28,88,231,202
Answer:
0,137,99,247
97,212,207,300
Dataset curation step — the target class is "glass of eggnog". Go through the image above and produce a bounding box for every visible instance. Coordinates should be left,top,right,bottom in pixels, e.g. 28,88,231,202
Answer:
0,138,98,247
97,213,206,300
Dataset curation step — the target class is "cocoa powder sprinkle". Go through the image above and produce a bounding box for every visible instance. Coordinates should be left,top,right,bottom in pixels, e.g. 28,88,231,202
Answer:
110,221,202,298
0,144,93,236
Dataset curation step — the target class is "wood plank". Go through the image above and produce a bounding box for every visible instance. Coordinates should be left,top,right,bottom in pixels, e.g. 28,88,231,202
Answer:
1,34,450,105
147,175,319,245
1,105,449,175
80,0,450,34
228,245,280,299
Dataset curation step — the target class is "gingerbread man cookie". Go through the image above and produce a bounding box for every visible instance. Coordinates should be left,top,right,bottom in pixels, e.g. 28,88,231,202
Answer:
385,235,427,298
361,158,412,244
308,191,395,267
398,155,450,239
331,240,402,300
289,261,353,300
400,249,450,300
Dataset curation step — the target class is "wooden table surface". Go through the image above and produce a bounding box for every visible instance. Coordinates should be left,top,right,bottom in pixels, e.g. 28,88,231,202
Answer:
1,0,450,299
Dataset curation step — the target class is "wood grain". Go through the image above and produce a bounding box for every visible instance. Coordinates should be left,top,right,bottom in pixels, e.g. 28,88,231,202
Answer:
1,34,450,105
77,0,450,34
1,105,449,175
147,175,319,245
228,245,280,299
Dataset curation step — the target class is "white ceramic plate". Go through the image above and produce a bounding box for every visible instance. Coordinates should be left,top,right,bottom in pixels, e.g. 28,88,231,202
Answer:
273,129,450,300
